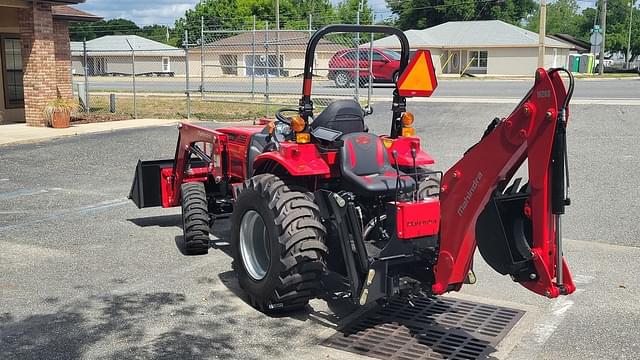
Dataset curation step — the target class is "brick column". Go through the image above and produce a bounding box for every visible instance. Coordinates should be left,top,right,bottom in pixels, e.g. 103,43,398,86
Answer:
19,2,57,127
53,20,72,99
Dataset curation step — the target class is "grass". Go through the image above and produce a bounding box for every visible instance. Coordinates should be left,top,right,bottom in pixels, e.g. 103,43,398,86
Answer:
85,94,283,121
572,73,639,79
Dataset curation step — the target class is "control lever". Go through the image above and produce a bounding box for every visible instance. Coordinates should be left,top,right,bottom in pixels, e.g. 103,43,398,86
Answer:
411,143,418,200
391,150,401,202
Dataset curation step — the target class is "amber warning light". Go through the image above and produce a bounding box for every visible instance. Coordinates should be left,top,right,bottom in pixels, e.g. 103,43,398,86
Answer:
396,50,438,97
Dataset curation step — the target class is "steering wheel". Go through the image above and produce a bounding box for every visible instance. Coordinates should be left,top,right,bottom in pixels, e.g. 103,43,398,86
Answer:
275,108,299,125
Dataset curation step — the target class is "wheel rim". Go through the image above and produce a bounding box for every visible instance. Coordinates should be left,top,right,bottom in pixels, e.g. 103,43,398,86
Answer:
336,73,349,86
239,210,271,281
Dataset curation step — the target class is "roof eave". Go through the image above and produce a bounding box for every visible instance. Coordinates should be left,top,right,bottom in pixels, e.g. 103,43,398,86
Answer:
53,14,102,22
44,0,85,4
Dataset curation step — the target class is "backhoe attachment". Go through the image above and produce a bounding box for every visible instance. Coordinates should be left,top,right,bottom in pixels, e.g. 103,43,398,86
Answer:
434,68,576,299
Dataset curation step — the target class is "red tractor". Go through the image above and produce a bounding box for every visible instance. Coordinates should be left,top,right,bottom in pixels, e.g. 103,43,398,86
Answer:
130,25,576,313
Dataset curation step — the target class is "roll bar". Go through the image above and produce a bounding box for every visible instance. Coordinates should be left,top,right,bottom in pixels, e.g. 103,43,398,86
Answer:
299,25,411,137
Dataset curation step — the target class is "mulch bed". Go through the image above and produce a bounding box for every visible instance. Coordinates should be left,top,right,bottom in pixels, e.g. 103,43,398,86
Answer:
71,113,132,125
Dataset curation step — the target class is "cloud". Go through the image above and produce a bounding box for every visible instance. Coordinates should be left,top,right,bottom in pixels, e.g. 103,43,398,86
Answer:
76,0,199,25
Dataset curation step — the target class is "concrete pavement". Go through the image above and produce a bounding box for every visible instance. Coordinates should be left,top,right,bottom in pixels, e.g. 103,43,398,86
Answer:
0,119,179,146
76,77,640,100
1,102,639,359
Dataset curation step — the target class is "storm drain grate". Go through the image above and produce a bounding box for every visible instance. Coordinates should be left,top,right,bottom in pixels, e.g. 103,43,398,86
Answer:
323,296,524,360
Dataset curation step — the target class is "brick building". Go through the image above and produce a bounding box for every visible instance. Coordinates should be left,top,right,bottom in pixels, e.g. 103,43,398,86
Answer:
0,1,99,126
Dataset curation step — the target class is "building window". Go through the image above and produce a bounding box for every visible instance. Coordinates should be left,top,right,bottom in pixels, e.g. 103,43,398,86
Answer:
162,57,171,72
1,37,24,108
467,50,488,72
244,54,284,76
87,57,107,76
220,55,237,75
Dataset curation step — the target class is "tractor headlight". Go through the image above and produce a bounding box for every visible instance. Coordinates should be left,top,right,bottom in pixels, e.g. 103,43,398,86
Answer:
290,115,306,133
401,112,414,126
401,112,416,137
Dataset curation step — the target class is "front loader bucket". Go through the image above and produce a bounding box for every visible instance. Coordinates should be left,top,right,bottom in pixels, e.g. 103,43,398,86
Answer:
129,159,175,208
476,180,537,282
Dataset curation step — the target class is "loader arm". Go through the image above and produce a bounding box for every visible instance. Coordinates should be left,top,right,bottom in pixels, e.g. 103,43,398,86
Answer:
168,123,227,207
433,68,576,298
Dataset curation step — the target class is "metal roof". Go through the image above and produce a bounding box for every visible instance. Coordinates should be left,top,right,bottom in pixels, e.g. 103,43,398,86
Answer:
368,20,572,49
196,30,342,53
70,35,184,56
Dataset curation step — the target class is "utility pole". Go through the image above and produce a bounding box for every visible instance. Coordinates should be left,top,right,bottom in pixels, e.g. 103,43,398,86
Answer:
599,0,608,75
276,0,280,76
627,0,635,67
354,0,364,100
538,0,547,68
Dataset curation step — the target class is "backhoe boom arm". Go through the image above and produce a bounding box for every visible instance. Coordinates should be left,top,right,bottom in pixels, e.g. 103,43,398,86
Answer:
433,69,576,298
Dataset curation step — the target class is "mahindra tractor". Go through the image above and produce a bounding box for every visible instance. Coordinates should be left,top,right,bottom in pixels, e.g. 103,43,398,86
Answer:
130,25,576,313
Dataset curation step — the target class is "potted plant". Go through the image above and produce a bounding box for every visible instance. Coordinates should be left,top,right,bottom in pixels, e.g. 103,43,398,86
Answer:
44,97,78,128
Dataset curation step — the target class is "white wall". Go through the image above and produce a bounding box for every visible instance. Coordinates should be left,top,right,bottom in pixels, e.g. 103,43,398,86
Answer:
188,51,333,78
71,56,186,76
487,47,539,75
487,47,572,76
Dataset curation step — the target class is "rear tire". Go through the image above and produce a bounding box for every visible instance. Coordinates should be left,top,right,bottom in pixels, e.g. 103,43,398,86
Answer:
181,182,210,255
231,174,327,313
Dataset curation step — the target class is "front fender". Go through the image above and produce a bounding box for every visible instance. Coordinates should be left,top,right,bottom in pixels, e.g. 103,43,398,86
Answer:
253,143,330,177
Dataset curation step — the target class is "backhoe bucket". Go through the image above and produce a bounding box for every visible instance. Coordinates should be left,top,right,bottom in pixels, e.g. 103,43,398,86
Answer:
476,180,536,282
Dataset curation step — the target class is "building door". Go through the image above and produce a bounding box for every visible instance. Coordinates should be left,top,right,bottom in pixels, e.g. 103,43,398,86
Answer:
447,50,461,74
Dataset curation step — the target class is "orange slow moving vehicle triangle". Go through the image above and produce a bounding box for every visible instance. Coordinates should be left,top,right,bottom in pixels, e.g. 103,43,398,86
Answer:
397,50,438,97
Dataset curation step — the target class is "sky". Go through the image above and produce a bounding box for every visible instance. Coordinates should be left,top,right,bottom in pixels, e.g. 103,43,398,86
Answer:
76,0,391,26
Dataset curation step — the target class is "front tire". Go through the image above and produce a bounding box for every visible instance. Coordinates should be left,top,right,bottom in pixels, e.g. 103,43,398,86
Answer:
181,182,210,255
334,72,350,88
392,71,400,84
231,174,327,313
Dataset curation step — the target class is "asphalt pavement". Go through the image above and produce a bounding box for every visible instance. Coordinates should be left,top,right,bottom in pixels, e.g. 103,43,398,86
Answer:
76,76,640,100
1,100,639,359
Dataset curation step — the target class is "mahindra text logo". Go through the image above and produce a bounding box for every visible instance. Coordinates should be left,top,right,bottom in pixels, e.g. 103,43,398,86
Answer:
537,90,551,98
457,172,483,217
406,219,436,227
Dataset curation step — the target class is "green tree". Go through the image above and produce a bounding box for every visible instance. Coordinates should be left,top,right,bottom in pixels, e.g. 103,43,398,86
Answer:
173,0,337,46
385,0,536,30
526,0,581,36
69,19,140,41
575,0,639,60
335,0,373,24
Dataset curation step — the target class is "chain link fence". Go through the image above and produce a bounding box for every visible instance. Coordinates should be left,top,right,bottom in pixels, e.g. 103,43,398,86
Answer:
71,18,394,121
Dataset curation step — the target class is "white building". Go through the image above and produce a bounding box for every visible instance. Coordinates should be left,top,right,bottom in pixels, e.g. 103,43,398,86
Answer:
369,20,576,76
71,35,185,76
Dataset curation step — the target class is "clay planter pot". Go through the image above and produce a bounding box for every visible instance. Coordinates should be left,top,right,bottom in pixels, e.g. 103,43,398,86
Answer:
50,111,70,128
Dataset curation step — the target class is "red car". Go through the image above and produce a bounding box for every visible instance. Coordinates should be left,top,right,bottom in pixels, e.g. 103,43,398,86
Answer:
328,48,402,87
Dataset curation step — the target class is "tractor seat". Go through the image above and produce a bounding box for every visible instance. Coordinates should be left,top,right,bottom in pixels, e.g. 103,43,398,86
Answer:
340,132,415,197
311,99,365,135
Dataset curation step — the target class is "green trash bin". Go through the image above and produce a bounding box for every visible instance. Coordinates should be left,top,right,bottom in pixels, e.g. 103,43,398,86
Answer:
571,55,581,72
